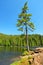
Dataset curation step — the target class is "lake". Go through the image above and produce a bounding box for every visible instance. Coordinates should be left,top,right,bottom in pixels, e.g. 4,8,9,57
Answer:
0,46,40,65
0,46,26,65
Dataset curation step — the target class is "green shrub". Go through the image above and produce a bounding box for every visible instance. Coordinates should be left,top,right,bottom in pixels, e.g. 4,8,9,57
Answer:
22,51,29,56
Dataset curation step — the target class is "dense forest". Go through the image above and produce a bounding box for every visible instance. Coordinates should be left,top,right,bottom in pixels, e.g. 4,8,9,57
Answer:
0,33,43,47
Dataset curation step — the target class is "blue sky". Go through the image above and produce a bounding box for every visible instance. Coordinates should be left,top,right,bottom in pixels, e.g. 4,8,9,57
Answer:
0,0,43,35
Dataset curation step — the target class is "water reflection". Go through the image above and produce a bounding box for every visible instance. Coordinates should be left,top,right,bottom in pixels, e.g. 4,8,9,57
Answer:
0,46,24,65
0,46,27,60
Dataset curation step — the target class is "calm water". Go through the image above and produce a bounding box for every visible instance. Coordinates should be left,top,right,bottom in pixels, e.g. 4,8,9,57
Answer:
0,46,26,65
0,46,40,65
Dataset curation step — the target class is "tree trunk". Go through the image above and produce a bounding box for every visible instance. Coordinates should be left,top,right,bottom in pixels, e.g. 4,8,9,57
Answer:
26,25,29,51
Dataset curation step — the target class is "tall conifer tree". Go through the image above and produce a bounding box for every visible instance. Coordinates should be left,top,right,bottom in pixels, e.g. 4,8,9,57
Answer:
17,2,35,51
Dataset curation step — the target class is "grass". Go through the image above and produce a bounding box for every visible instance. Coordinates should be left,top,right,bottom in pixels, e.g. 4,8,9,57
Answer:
11,57,30,65
10,61,20,65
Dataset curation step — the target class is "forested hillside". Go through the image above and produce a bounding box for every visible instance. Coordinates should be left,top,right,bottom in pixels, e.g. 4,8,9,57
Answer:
0,33,43,47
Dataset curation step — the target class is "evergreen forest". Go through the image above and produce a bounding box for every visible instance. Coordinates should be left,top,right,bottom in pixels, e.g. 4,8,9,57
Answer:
0,33,43,47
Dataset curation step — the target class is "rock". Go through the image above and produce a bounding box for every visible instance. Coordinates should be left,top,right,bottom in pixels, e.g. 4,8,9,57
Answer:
34,47,43,53
28,51,34,55
31,54,41,65
31,51,43,65
28,58,34,64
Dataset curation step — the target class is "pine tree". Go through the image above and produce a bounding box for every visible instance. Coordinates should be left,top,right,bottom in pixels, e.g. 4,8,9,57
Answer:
17,2,35,51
